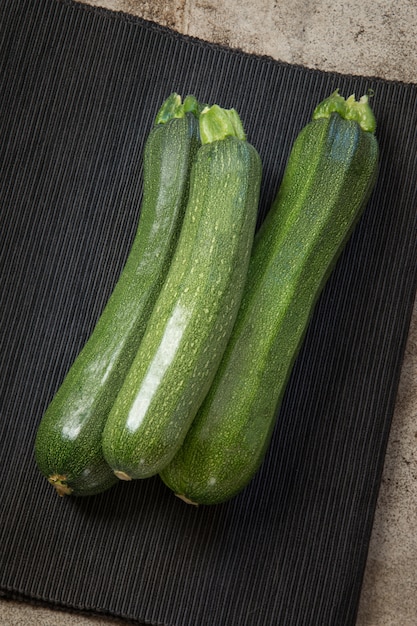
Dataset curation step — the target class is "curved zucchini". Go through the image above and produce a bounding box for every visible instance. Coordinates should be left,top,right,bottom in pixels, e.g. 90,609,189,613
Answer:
160,91,379,505
102,104,262,480
34,94,201,496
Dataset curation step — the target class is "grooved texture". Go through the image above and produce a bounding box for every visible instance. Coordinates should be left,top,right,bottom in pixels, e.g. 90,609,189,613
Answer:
1,1,416,625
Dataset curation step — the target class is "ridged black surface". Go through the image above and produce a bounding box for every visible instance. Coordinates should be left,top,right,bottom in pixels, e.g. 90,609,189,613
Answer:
1,1,417,624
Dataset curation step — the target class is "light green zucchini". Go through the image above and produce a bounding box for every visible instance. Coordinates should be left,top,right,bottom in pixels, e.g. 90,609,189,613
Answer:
160,90,379,505
102,104,262,480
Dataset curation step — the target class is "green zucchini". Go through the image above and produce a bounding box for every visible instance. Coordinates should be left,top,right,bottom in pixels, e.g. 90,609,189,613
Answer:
102,104,262,480
34,94,201,496
160,91,379,505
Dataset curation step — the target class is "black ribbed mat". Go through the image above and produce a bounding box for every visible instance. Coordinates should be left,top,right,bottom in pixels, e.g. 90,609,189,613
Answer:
1,1,416,624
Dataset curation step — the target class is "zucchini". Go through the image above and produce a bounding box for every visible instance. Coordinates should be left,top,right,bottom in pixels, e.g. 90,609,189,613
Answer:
102,104,262,480
160,91,379,505
34,94,201,496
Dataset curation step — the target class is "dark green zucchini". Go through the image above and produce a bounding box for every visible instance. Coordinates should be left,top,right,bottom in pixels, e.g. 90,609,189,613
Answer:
160,91,379,505
34,94,201,496
102,104,262,481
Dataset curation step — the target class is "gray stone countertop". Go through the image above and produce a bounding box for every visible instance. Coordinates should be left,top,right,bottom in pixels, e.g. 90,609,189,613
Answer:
2,1,416,624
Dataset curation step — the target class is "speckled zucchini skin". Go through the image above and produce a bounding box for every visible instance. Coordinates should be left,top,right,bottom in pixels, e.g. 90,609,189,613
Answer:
160,105,379,505
34,110,200,496
102,136,262,480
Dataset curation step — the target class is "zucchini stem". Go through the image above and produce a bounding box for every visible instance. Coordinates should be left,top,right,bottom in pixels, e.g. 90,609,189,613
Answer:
155,93,201,125
199,104,246,144
312,89,377,133
155,95,248,144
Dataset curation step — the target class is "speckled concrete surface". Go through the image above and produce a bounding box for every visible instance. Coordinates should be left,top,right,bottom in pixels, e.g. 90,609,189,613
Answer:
2,1,416,624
